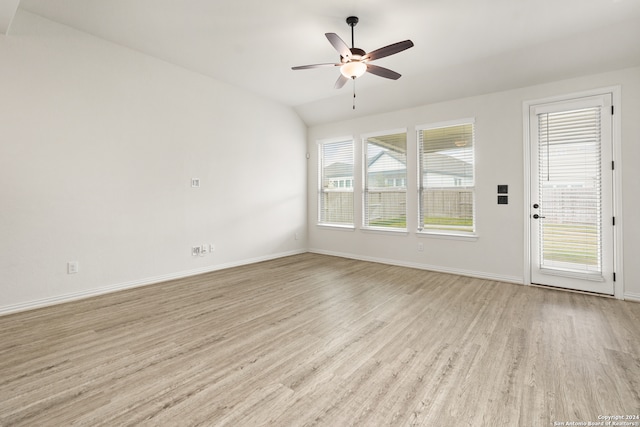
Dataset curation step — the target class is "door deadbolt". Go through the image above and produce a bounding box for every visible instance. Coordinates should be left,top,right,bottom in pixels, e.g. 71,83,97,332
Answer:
533,203,539,209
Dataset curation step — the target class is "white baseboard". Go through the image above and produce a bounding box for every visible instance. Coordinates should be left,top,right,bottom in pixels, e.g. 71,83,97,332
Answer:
5,248,632,316
624,292,640,303
308,248,524,285
0,249,306,316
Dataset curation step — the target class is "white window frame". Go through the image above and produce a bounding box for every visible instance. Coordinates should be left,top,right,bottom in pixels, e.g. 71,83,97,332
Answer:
416,118,477,239
317,137,355,229
362,128,408,233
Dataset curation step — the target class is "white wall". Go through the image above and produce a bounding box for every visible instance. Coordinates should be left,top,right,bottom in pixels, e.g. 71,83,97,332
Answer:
308,67,640,300
0,11,308,314
2,12,638,315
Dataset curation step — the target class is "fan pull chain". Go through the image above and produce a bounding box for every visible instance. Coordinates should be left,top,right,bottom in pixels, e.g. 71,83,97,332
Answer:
352,77,356,110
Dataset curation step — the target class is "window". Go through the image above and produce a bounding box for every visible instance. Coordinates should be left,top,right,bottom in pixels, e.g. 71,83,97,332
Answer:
363,131,407,230
418,120,475,234
319,139,354,226
537,106,603,273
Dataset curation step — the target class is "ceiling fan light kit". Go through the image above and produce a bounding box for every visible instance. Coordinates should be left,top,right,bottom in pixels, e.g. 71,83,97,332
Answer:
340,61,367,79
292,16,414,109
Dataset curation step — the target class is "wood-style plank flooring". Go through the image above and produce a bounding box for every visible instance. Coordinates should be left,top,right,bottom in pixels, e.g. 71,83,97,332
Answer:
1,253,639,426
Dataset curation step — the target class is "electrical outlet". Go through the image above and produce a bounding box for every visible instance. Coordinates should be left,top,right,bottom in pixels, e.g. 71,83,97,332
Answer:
417,242,424,252
192,246,201,256
191,178,200,188
67,261,79,274
295,232,299,240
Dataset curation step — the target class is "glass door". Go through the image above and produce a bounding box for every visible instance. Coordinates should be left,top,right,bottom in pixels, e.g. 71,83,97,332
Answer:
529,94,614,294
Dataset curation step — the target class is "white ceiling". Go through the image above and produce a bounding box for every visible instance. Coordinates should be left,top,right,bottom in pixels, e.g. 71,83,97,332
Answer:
13,0,640,125
0,0,19,33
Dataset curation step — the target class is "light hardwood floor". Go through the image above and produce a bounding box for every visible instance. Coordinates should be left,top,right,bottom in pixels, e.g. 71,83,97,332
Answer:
1,253,639,426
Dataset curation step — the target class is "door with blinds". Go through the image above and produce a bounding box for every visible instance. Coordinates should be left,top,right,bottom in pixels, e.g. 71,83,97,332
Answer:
529,94,614,294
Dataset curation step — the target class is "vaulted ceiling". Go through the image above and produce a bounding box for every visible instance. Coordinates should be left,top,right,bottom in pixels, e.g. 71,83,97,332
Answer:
7,0,640,125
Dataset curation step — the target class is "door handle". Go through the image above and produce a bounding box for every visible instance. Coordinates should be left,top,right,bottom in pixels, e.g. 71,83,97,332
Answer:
533,214,545,219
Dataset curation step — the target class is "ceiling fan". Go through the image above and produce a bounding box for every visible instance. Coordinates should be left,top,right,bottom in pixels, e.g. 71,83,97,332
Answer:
292,16,414,90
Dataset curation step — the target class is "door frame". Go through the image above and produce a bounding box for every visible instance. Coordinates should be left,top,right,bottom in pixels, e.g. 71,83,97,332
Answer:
523,86,624,299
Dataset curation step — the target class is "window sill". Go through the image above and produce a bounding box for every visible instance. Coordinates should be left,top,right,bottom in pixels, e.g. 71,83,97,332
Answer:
417,231,478,242
361,227,409,236
316,223,356,231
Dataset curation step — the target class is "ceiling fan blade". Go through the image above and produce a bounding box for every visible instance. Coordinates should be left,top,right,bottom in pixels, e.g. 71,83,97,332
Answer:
334,74,349,89
365,40,414,61
366,64,401,80
292,63,340,70
326,33,351,58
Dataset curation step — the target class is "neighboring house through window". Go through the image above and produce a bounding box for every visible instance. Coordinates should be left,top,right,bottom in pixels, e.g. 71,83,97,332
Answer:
318,138,354,226
363,131,407,230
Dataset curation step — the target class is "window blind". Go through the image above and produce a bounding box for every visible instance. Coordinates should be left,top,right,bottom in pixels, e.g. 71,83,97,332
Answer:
319,140,354,225
537,107,602,273
363,132,407,229
418,122,475,233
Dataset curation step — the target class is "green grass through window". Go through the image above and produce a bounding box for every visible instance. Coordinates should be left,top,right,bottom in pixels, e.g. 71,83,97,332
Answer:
368,216,474,230
542,223,599,266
